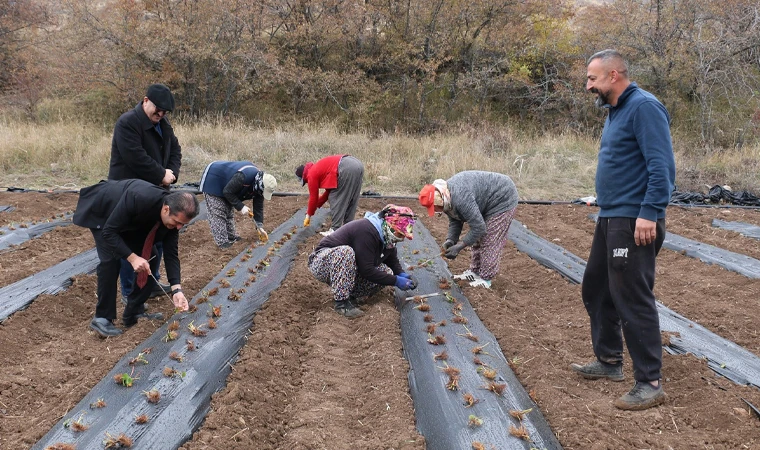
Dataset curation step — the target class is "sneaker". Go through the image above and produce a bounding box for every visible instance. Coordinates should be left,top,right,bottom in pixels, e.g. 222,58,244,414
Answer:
334,300,364,318
219,241,233,249
468,276,491,289
614,381,666,410
232,235,243,242
319,228,335,237
570,360,625,382
122,312,164,328
453,269,476,281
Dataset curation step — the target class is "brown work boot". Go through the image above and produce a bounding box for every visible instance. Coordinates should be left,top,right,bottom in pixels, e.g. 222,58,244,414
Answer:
570,360,625,381
614,381,666,410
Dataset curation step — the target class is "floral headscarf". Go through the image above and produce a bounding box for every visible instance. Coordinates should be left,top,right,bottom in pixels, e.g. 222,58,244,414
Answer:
380,204,415,247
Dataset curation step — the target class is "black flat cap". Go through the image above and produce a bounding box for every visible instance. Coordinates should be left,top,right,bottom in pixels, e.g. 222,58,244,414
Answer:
146,84,175,112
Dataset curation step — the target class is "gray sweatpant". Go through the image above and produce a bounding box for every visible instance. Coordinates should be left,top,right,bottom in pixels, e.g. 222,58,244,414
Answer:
328,156,363,229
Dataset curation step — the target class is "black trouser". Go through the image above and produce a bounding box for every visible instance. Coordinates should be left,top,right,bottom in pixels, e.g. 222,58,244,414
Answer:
581,217,665,382
91,230,155,322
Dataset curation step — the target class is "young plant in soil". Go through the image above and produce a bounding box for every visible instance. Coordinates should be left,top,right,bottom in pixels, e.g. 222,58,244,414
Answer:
44,444,76,450
114,371,137,387
477,367,498,380
433,350,448,361
508,423,531,441
528,388,538,403
89,398,107,409
186,339,196,351
135,414,149,424
471,342,491,355
444,292,456,303
218,278,231,288
482,382,507,396
471,442,486,450
207,287,219,296
143,389,161,404
63,413,88,432
423,314,434,323
426,324,437,334
451,315,468,324
507,356,523,371
169,351,184,362
439,278,451,289
445,375,460,391
457,325,479,342
509,408,533,420
415,303,431,312
437,320,446,327
226,268,237,277
462,393,479,408
103,432,133,448
128,352,149,366
427,334,446,345
207,318,217,329
227,290,241,301
467,415,484,428
163,329,179,342
187,321,208,337
188,304,198,313
208,302,222,318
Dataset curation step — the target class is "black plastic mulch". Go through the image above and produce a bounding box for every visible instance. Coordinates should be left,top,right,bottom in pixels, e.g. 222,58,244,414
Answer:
0,205,14,212
508,220,760,389
396,220,561,450
32,207,329,450
0,204,208,323
0,214,73,251
587,214,760,279
0,248,99,322
711,219,760,240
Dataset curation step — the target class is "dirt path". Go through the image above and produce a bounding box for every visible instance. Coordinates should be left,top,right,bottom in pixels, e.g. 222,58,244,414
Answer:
1,193,759,449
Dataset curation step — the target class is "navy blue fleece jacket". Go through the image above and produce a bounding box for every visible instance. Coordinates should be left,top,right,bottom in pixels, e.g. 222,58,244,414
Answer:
596,82,676,221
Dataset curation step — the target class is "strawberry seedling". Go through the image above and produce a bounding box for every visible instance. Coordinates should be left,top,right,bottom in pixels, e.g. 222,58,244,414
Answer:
143,389,161,403
103,432,132,448
468,414,483,427
135,414,149,424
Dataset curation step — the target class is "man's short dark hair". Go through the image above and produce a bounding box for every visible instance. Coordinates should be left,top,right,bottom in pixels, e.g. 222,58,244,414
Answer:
165,191,200,219
588,49,629,76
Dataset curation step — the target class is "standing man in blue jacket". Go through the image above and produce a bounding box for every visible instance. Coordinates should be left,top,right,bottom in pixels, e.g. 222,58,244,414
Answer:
571,50,675,411
108,84,182,303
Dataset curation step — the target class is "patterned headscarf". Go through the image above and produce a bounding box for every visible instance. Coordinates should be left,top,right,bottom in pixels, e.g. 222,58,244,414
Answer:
380,204,415,247
432,179,452,213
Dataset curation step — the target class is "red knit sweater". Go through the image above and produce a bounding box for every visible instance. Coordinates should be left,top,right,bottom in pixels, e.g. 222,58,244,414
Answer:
303,154,345,216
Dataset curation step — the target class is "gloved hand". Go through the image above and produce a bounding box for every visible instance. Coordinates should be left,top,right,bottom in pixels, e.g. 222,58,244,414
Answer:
442,239,455,250
398,272,418,289
239,205,250,216
444,242,466,260
303,215,311,227
394,275,415,291
257,227,269,242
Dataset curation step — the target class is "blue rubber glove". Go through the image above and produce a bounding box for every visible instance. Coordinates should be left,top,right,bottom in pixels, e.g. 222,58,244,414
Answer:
398,272,412,279
397,272,418,289
394,276,415,291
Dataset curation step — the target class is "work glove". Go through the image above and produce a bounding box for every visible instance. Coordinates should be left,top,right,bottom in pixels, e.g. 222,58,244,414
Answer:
398,272,418,290
257,227,269,242
303,215,311,227
442,239,455,251
239,205,250,216
394,275,415,291
444,242,466,260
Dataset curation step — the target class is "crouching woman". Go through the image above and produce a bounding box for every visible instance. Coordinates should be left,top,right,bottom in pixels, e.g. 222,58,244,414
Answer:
308,204,417,318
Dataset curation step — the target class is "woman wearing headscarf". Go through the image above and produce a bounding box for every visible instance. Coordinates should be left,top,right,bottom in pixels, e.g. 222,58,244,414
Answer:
199,160,277,248
308,204,417,318
295,154,364,235
418,171,518,289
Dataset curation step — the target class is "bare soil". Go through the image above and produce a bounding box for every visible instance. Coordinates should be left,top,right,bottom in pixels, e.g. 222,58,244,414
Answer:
1,192,759,449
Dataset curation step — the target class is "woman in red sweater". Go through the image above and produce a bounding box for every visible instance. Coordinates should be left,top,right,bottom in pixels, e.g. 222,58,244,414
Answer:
295,154,364,235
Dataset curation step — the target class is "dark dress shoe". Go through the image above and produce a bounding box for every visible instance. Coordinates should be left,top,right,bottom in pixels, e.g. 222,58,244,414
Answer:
149,283,171,298
122,312,164,328
90,318,123,337
121,297,148,310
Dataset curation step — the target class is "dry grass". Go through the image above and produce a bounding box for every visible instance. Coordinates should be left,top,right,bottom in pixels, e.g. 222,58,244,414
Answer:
1,116,757,199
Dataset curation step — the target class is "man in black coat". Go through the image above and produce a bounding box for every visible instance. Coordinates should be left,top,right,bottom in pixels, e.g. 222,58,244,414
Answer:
73,179,198,337
108,83,182,302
